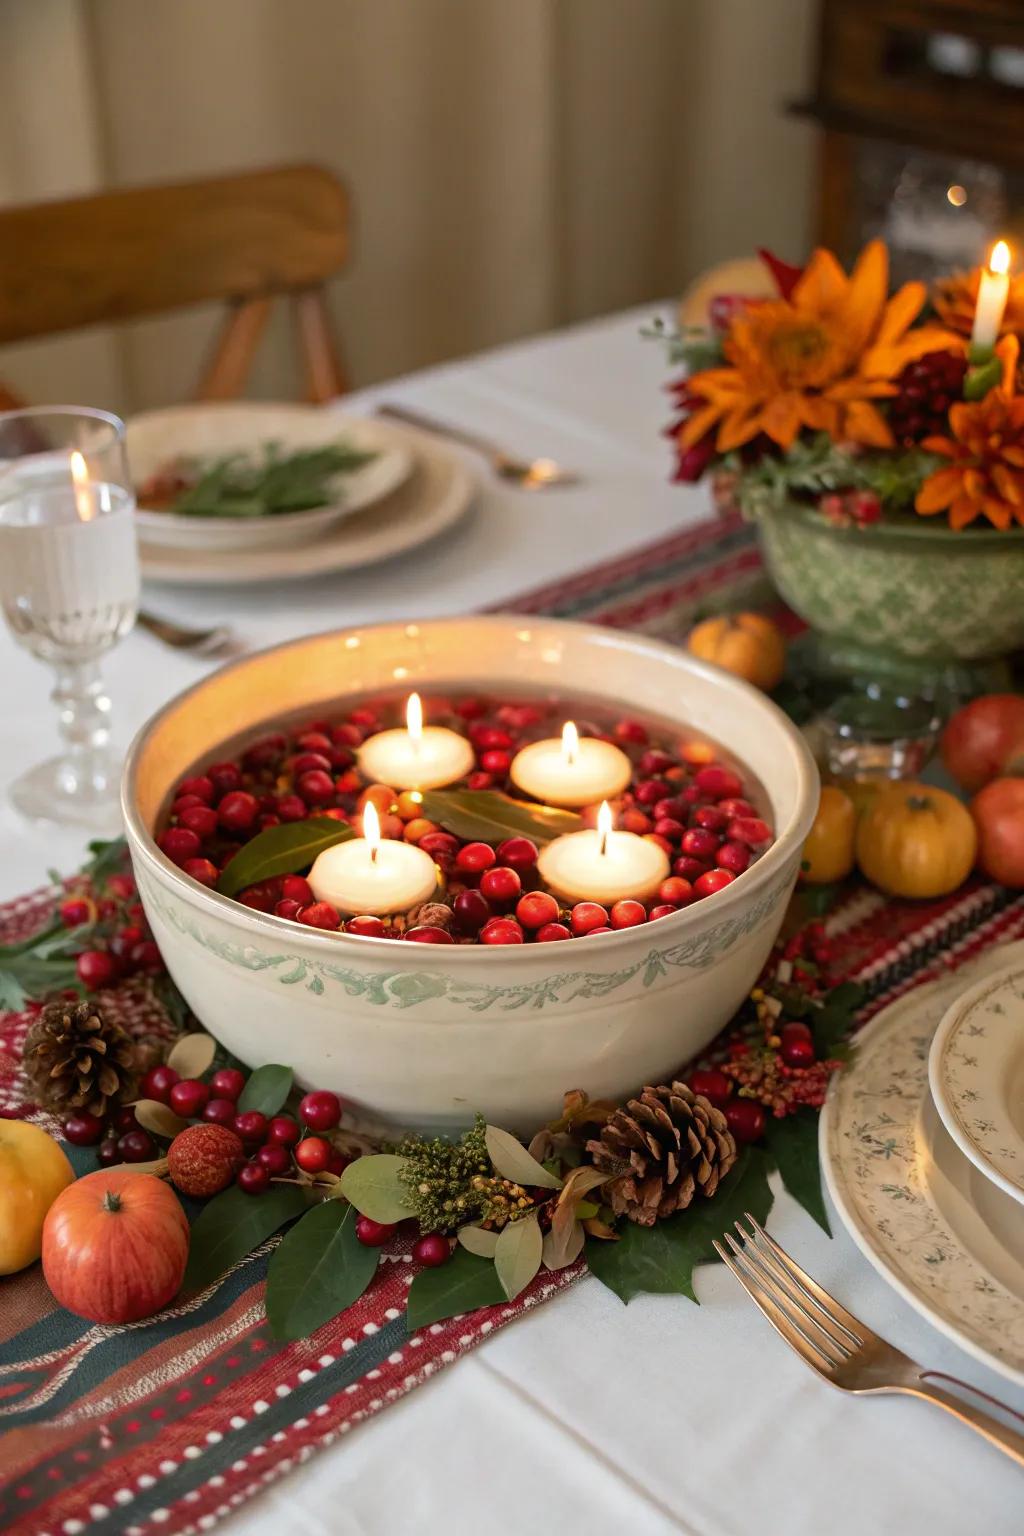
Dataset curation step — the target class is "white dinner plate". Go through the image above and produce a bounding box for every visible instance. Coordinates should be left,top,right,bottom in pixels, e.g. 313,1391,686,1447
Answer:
128,403,413,552
138,420,476,585
821,942,1024,1388
929,961,1024,1208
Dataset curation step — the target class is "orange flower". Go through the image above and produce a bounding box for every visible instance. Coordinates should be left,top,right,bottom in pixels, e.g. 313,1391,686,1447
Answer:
915,336,1024,530
681,241,959,455
932,269,1024,338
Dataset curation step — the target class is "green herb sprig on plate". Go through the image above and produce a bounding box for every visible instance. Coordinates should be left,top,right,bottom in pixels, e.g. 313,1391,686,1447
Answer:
170,440,377,519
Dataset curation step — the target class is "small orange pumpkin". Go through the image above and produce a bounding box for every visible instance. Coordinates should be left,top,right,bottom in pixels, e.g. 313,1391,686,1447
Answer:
802,785,857,884
687,612,786,691
855,782,977,899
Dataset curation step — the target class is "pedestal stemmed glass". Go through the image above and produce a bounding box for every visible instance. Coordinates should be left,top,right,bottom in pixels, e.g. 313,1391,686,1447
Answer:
0,407,140,831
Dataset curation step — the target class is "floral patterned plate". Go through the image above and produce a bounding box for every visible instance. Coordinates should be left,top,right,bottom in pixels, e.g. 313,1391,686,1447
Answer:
821,943,1024,1388
929,961,1024,1208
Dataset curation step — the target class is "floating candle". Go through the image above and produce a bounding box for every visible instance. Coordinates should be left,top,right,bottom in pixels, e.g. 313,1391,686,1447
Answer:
537,801,669,904
308,801,439,916
971,239,1012,351
357,692,475,791
510,721,632,808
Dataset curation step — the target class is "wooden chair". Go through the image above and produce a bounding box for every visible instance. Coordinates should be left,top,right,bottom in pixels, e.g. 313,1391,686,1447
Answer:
0,163,351,407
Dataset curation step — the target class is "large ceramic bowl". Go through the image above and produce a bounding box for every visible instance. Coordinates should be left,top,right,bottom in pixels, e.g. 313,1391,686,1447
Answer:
122,616,817,1133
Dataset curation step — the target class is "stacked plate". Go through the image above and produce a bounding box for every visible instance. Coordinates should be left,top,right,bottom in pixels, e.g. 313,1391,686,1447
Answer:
821,945,1024,1387
127,402,476,585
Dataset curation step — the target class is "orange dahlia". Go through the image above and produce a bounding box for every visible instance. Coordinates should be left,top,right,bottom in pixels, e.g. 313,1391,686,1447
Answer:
680,241,959,455
932,269,1024,339
915,336,1024,530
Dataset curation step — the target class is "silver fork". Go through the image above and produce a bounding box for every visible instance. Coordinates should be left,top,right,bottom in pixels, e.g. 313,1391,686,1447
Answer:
376,402,580,489
138,609,241,659
714,1214,1024,1469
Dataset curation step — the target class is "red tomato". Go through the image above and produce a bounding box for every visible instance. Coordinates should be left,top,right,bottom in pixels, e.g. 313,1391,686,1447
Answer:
971,778,1024,887
941,694,1024,793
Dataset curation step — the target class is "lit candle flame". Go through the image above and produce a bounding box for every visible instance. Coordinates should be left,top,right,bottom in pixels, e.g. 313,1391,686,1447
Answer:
597,799,613,857
363,799,381,865
561,720,579,767
407,692,423,749
69,450,93,523
990,240,1011,276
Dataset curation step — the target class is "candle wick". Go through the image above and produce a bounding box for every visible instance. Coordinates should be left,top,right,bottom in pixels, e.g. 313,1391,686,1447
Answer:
370,844,379,866
599,828,608,857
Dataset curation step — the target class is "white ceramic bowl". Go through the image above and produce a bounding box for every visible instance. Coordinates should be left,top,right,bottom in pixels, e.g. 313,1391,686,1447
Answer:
122,616,818,1133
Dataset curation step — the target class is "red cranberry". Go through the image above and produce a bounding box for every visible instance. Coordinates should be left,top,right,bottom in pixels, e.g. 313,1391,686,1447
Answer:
277,794,308,822
237,1162,270,1195
118,1129,156,1163
727,817,772,848
496,836,539,871
348,706,379,730
169,1079,210,1119
268,1114,301,1147
406,925,455,943
467,771,494,791
780,1023,816,1068
673,856,710,883
689,1068,733,1108
355,1215,397,1245
297,730,333,754
62,1110,106,1147
635,778,670,806
412,1233,451,1267
516,890,559,930
654,817,686,843
300,1091,342,1131
639,748,674,776
275,898,303,921
234,1110,269,1144
717,841,751,874
208,761,243,797
681,827,721,860
479,866,521,906
725,1099,766,1144
658,877,693,907
536,921,572,942
281,874,314,906
497,702,543,729
97,1137,120,1167
141,1064,180,1103
182,857,219,888
479,748,512,776
112,1105,139,1134
257,1143,293,1176
610,899,646,929
130,939,163,975
694,766,743,800
570,902,609,936
346,914,388,938
692,805,728,831
76,949,119,990
581,925,613,936
456,697,486,720
419,832,460,861
455,841,496,874
451,889,491,935
694,869,735,898
471,725,513,751
480,917,524,945
649,903,679,920
171,795,204,816
218,791,259,832
204,1067,243,1102
294,1136,332,1173
331,722,364,747
236,880,279,912
105,873,132,898
110,924,145,961
654,796,689,823
203,1097,237,1127
159,827,202,866
297,769,336,806
614,718,649,745
177,774,215,804
290,751,333,776
243,734,286,770
177,804,219,840
719,797,756,819
297,902,341,931
59,896,92,927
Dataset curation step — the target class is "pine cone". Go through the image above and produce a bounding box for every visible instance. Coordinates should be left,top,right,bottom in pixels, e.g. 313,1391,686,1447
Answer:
21,999,138,1117
586,1081,736,1226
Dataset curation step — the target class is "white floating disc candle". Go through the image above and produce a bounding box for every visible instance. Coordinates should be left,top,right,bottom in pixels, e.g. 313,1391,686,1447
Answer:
308,802,440,916
537,801,669,905
510,721,631,809
356,692,475,791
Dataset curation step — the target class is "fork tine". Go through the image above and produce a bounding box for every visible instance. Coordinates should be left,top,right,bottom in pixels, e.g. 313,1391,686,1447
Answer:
734,1221,856,1356
714,1236,835,1375
744,1213,874,1346
728,1233,848,1367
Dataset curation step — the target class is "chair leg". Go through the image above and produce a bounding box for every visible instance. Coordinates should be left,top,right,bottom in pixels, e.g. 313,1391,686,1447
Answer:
196,297,274,401
293,287,348,402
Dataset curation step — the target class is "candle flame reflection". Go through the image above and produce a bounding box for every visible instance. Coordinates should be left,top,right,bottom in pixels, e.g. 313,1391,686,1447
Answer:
363,799,381,864
407,691,423,748
562,720,579,766
69,450,93,523
990,239,1011,276
597,799,612,857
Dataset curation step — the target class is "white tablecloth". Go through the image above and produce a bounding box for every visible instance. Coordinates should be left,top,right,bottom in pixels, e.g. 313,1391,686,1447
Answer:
2,310,1021,1534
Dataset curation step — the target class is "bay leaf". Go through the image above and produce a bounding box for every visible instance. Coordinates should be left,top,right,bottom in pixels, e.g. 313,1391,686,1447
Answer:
485,1125,562,1190
338,1153,415,1223
456,1225,499,1258
166,1032,217,1080
406,1245,505,1330
133,1099,189,1140
494,1213,543,1300
183,1182,314,1292
236,1063,293,1117
216,818,353,899
266,1200,378,1341
418,790,581,846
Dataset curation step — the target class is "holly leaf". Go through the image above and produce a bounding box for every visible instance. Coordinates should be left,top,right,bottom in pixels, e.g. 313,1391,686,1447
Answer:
405,1245,506,1331
216,818,353,898
266,1200,379,1340
236,1063,293,1116
586,1148,774,1305
811,981,865,1060
763,1109,830,1234
418,790,581,846
338,1154,415,1223
183,1183,314,1292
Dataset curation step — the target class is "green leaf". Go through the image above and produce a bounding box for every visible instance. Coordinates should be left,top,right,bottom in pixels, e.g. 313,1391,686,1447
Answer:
763,1109,830,1234
83,836,130,884
216,818,353,898
485,1126,563,1190
457,1225,499,1258
183,1183,313,1292
266,1200,379,1340
811,980,865,1060
236,1063,293,1116
405,1245,506,1330
418,790,581,846
338,1154,415,1222
494,1213,543,1300
586,1148,774,1305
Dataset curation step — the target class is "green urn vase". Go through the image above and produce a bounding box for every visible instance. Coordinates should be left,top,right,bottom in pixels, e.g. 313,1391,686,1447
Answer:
756,500,1024,695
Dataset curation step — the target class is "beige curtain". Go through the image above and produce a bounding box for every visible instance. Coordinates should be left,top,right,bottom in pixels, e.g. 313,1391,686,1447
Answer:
0,0,817,414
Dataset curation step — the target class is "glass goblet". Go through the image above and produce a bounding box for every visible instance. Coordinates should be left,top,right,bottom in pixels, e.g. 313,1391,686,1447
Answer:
0,407,140,831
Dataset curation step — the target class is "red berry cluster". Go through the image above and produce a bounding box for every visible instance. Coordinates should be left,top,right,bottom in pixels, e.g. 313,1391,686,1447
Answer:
889,348,968,446
158,697,775,946
57,868,165,994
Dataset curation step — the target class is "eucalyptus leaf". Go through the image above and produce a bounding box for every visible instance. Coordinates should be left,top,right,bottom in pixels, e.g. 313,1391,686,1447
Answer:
266,1200,379,1340
236,1063,293,1117
418,790,581,846
494,1213,543,1300
542,1217,585,1271
338,1154,415,1223
457,1225,500,1258
132,1099,189,1140
406,1245,505,1330
485,1125,563,1190
183,1183,313,1292
764,1109,830,1235
166,1032,217,1080
216,818,353,898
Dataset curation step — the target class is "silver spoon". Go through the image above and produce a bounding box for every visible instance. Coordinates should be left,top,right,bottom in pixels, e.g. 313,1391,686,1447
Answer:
377,403,580,489
138,609,241,658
